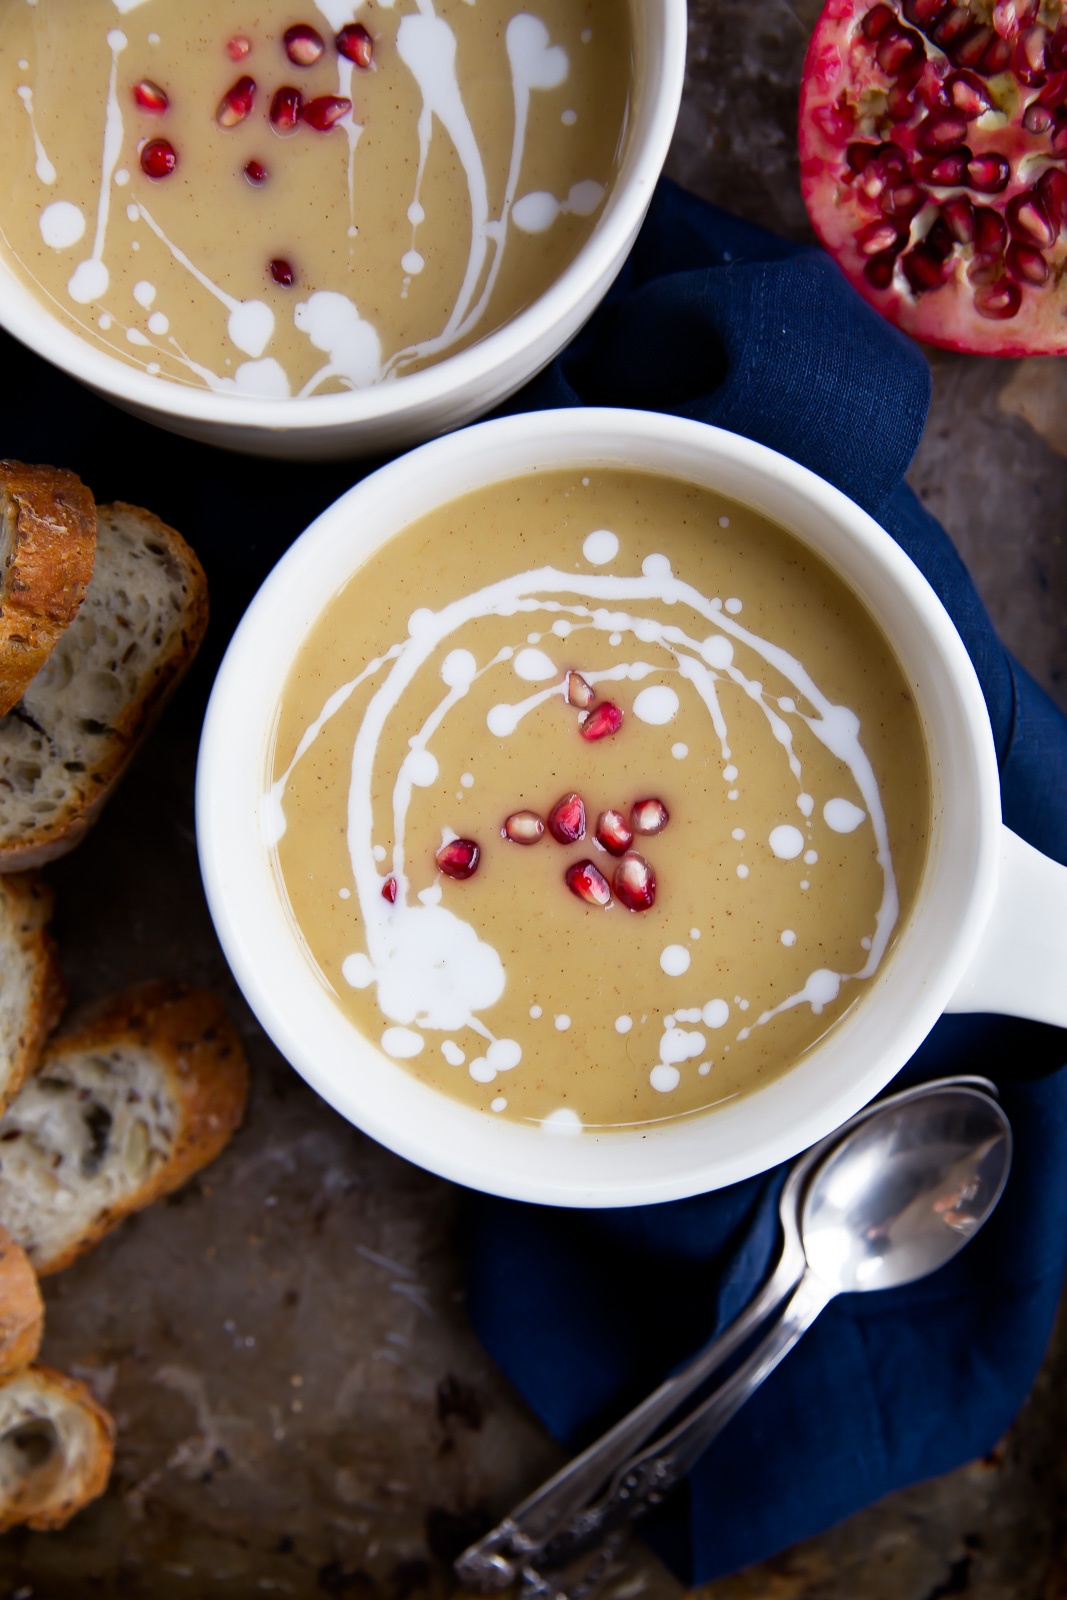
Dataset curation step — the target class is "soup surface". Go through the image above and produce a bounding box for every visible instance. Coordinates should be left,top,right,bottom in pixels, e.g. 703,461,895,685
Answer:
0,0,629,396
269,469,931,1130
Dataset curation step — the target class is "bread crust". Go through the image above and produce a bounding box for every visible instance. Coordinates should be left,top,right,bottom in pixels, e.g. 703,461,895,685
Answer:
0,1364,115,1532
0,873,65,1114
0,462,96,718
0,501,209,872
0,1226,43,1376
31,981,249,1275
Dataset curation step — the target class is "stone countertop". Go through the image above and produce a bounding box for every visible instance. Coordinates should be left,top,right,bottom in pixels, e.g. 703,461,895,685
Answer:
2,2,1066,1597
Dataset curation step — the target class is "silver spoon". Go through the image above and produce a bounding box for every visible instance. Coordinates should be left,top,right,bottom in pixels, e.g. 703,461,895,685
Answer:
459,1079,1011,1598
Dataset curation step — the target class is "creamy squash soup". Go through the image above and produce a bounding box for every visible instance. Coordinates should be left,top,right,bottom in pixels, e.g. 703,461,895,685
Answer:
0,0,630,395
268,470,931,1130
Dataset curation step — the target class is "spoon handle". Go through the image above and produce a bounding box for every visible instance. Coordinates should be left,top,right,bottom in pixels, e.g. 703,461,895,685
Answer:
454,1242,806,1590
523,1270,834,1579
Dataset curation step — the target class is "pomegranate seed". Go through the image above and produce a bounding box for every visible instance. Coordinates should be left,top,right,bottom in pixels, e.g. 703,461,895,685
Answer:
847,141,880,172
974,277,1023,318
565,670,595,710
877,29,924,73
284,23,325,65
902,245,949,293
941,195,976,244
1052,115,1067,151
502,810,545,845
227,34,252,61
949,24,993,66
966,152,1011,193
864,251,898,289
924,219,955,262
1007,191,1055,247
858,219,906,256
1016,23,1048,82
133,79,169,113
974,206,1008,256
547,793,586,844
979,34,1012,72
1050,25,1067,69
301,94,352,131
1037,167,1067,231
336,23,374,67
578,702,623,741
436,838,480,880
270,85,303,133
993,0,1038,31
139,138,177,178
244,158,268,184
564,860,611,908
595,809,633,856
933,5,975,46
1023,102,1055,133
382,875,397,904
217,75,256,128
613,852,657,913
862,3,896,38
923,147,972,186
916,111,969,154
269,257,295,285
904,0,949,26
944,72,993,119
885,183,922,218
1007,241,1050,283
886,80,919,121
631,797,669,835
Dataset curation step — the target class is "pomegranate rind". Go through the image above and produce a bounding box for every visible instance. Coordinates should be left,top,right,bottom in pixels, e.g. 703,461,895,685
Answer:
799,0,1067,354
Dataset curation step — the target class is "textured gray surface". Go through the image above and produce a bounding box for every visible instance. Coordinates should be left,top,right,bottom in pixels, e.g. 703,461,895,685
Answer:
1,1,1066,1596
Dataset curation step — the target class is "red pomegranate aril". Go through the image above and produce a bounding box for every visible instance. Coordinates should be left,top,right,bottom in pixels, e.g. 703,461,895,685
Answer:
847,141,880,172
885,182,922,218
924,218,955,261
993,0,1038,29
547,793,586,844
301,94,352,130
943,72,992,120
595,810,633,856
436,838,481,880
139,138,177,178
578,702,623,742
382,875,397,904
1037,168,1067,231
1016,24,1049,82
974,206,1008,257
916,111,969,154
270,257,295,286
864,251,898,289
336,22,374,67
1052,116,1067,151
1024,103,1056,134
133,79,169,113
950,24,994,67
932,5,975,45
564,860,612,908
877,29,924,73
503,810,545,845
1007,241,1050,283
858,219,904,255
904,0,948,23
270,85,303,133
974,277,1024,318
217,75,256,128
227,34,252,61
631,797,670,835
565,670,595,710
613,852,656,913
941,195,976,244
862,3,896,37
1007,191,1055,247
923,147,971,186
978,33,1012,72
244,158,268,184
902,245,948,293
284,23,325,65
966,153,1011,194
886,80,919,121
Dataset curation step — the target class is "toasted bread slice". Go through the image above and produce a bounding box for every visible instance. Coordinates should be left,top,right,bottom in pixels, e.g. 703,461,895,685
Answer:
0,462,96,719
0,1365,113,1531
0,502,208,871
0,873,65,1116
0,1228,43,1377
0,982,249,1275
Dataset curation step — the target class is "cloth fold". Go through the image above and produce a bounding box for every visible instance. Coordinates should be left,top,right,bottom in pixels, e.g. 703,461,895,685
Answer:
469,180,1067,1584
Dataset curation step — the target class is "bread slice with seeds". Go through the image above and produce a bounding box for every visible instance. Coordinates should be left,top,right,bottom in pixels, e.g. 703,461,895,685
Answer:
0,873,65,1117
0,1228,43,1378
0,502,208,872
0,1365,114,1531
0,462,96,719
0,981,249,1276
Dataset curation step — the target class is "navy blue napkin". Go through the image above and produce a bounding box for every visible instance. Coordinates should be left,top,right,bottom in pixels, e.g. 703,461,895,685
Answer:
466,180,1067,1584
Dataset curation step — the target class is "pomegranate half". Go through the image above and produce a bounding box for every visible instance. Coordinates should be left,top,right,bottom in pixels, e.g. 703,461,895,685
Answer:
799,0,1067,354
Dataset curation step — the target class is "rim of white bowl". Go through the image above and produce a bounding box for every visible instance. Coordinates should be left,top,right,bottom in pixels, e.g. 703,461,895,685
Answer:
0,0,687,435
197,409,1003,1206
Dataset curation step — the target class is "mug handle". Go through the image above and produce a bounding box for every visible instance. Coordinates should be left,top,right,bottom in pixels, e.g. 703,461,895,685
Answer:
946,827,1067,1028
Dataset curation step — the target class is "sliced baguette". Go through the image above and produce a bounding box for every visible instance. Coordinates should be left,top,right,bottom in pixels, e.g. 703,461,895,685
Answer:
0,1365,114,1531
0,462,96,718
0,1228,43,1377
0,981,249,1275
0,502,208,871
0,873,65,1116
